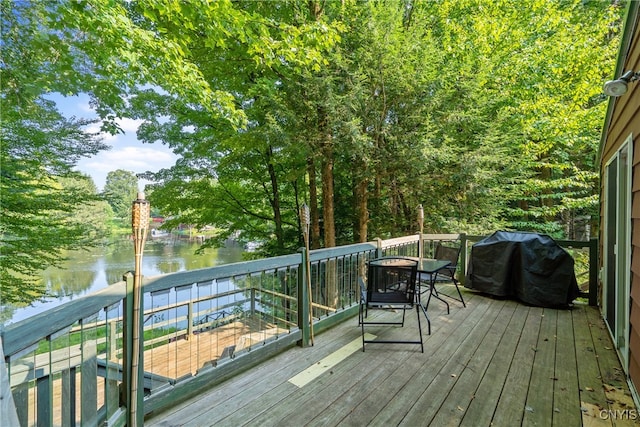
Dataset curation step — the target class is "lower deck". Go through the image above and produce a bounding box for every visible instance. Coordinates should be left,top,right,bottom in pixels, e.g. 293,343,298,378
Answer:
147,287,639,426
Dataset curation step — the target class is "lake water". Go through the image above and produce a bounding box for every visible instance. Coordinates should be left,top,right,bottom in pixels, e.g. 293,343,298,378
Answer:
1,237,246,327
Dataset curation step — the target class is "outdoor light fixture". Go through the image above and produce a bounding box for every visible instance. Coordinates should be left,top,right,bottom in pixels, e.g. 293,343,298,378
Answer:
603,70,640,97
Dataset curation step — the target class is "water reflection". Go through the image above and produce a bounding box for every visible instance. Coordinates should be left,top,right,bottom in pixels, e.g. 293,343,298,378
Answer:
2,238,245,326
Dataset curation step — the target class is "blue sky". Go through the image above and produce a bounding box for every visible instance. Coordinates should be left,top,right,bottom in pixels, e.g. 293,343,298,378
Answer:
51,93,178,191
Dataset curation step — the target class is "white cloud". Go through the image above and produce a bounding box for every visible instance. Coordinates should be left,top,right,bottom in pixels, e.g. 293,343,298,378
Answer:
83,117,144,143
88,146,176,172
118,117,144,133
78,101,95,114
83,122,118,142
77,146,178,191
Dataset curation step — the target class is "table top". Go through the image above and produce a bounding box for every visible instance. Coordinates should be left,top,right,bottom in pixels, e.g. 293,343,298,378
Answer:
369,256,451,274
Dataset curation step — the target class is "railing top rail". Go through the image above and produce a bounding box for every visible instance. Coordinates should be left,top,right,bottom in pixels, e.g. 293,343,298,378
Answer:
1,243,376,359
2,280,127,358
380,235,419,246
308,242,377,262
143,253,302,294
420,233,462,241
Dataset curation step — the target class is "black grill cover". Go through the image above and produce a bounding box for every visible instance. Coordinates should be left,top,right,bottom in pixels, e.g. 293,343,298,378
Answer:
465,231,579,307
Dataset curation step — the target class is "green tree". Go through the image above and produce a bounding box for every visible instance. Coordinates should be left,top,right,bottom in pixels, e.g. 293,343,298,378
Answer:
0,130,108,305
103,170,139,221
130,0,342,255
1,0,236,304
138,0,621,253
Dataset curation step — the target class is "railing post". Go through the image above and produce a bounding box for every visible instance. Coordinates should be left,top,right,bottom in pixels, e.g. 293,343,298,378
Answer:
0,336,20,427
122,271,144,426
298,249,311,347
375,238,383,258
589,237,599,307
122,272,133,411
459,233,467,285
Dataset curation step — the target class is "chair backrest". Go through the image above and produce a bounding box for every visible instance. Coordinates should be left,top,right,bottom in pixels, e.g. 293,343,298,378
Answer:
366,258,418,304
435,243,461,268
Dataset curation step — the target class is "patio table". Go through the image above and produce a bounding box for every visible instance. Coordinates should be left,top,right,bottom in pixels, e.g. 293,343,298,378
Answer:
401,256,453,313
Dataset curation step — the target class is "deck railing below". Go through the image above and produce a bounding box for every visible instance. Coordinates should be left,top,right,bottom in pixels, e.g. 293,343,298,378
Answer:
0,233,597,426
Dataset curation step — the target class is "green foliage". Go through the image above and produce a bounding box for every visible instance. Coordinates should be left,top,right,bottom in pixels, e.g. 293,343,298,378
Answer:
135,0,622,253
103,169,139,220
133,0,343,255
0,0,624,305
0,160,109,305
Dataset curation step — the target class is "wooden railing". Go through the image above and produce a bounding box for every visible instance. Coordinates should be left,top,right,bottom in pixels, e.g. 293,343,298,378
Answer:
0,233,597,426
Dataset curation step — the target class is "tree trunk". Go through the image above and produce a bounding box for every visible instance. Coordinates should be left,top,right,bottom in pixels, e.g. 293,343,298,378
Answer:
309,0,337,308
320,122,336,248
266,145,284,252
354,164,368,243
307,157,321,249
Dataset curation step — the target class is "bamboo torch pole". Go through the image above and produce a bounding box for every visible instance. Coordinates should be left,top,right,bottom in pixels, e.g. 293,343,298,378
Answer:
300,203,314,346
418,204,424,261
130,192,150,427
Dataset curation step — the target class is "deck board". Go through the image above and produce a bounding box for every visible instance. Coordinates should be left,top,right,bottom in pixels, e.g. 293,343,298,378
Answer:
458,301,529,426
491,306,544,426
400,298,506,426
523,308,557,426
426,300,518,427
553,309,582,427
146,288,640,427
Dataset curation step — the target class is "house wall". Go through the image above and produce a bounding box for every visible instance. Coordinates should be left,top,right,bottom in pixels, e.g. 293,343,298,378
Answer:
600,10,640,394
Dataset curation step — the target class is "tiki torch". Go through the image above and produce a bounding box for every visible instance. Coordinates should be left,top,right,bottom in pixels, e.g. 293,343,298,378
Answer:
417,204,424,260
300,203,314,345
130,192,150,426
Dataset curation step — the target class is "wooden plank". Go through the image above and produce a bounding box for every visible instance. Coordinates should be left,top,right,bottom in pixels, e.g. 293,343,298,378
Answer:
315,295,478,427
426,301,519,426
378,298,501,425
145,300,640,427
552,308,581,426
572,305,613,427
256,339,396,426
243,298,455,426
287,334,376,388
585,307,639,426
585,308,627,388
458,302,530,427
276,341,416,427
522,309,558,427
491,306,544,426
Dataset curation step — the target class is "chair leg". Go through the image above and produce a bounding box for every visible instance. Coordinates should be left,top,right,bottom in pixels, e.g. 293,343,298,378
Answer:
452,279,466,307
360,304,366,352
415,305,424,353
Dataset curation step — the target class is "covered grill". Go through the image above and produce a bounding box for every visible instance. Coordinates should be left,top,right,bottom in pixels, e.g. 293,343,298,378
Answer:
465,231,579,308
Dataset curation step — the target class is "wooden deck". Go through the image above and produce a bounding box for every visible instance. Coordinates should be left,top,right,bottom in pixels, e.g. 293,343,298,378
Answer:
147,287,639,426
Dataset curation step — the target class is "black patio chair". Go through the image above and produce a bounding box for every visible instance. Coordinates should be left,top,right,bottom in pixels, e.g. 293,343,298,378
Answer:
419,242,466,309
359,258,425,352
